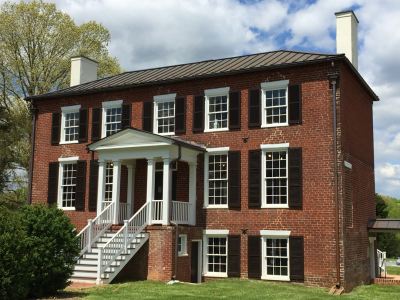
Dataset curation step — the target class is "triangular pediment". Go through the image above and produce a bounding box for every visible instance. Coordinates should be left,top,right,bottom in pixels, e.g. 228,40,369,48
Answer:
88,128,172,151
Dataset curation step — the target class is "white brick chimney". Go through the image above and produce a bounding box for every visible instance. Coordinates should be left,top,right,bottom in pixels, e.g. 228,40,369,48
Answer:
335,10,359,70
70,55,98,86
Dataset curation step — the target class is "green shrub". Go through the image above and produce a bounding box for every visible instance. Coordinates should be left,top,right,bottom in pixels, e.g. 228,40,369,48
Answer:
20,204,81,297
0,206,30,300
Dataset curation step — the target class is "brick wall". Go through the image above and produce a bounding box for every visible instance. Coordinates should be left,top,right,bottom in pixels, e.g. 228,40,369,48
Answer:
30,60,375,288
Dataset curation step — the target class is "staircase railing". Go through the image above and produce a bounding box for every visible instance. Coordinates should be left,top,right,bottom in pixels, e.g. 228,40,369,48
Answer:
77,202,115,256
97,201,149,281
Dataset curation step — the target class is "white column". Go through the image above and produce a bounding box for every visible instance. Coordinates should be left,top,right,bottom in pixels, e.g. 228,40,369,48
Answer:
370,237,376,279
112,161,121,224
127,162,136,218
96,161,105,216
162,158,171,225
146,159,155,224
189,162,197,226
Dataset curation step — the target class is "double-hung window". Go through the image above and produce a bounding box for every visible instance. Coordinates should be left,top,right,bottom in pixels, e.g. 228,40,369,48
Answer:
203,230,229,277
261,80,289,127
204,87,229,132
204,147,229,208
60,105,80,144
102,100,123,138
58,157,79,210
261,143,289,208
154,94,176,135
261,230,291,281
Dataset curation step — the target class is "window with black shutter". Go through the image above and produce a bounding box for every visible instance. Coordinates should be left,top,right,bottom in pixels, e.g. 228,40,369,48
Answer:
288,147,302,208
91,106,102,141
229,91,241,130
121,103,132,130
248,150,261,207
289,236,304,281
51,112,61,144
142,100,153,132
89,160,99,212
175,96,186,134
75,160,86,211
248,236,261,278
228,235,241,277
228,151,241,208
248,88,261,127
193,94,204,132
47,162,59,205
288,83,302,125
78,108,88,142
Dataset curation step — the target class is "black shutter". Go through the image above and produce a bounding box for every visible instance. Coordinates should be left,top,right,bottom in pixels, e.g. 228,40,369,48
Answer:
78,108,88,142
175,96,186,134
229,90,241,130
193,94,204,132
91,106,102,141
75,160,86,211
289,236,304,281
288,147,302,208
228,151,241,208
248,88,261,127
288,83,302,125
248,150,261,207
51,111,61,145
121,103,132,130
142,101,153,132
228,235,241,277
47,162,59,205
89,160,99,212
248,236,261,278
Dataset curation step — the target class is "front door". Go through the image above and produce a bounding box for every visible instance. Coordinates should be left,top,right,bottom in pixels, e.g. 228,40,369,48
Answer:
191,241,199,283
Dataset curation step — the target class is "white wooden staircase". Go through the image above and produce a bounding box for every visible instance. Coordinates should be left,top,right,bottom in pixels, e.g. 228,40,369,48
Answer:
72,202,150,284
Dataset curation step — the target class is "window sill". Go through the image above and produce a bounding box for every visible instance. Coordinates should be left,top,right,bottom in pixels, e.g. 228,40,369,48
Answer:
59,140,79,145
204,128,229,133
261,123,288,128
61,207,76,211
262,275,290,281
203,205,229,209
178,253,188,257
203,273,228,278
261,204,289,209
156,132,175,136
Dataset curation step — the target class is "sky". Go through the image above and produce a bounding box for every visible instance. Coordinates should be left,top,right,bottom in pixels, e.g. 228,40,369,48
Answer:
3,0,400,198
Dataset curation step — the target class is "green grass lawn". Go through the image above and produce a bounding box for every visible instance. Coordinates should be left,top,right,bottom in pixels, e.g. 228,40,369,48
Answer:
58,279,400,300
387,266,400,275
386,258,397,262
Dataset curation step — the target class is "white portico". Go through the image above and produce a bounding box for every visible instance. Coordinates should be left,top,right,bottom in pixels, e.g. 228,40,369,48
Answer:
87,128,205,226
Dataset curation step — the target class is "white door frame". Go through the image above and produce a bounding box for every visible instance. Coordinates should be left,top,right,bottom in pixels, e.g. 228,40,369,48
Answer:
192,239,202,283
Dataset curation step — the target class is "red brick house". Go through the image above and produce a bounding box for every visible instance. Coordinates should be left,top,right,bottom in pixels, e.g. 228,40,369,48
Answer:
26,11,379,291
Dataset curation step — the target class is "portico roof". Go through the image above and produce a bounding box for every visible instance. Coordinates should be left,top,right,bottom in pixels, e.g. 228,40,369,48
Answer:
86,127,206,152
368,219,400,232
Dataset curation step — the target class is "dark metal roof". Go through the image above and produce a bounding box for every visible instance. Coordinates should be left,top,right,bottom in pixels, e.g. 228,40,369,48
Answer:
26,50,350,101
86,127,206,152
368,219,400,232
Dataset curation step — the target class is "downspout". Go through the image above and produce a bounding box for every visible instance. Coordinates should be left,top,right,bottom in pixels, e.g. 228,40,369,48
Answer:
169,144,181,281
27,104,37,205
328,62,341,288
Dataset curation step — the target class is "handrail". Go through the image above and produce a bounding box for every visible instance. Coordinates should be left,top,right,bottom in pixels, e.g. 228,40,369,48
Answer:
97,202,149,280
77,202,115,256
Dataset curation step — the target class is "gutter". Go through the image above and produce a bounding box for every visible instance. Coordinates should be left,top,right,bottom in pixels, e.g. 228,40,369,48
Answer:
27,105,37,205
328,63,341,290
169,144,182,281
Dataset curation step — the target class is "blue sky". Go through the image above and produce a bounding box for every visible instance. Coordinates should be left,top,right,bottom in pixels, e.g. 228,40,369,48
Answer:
3,0,400,197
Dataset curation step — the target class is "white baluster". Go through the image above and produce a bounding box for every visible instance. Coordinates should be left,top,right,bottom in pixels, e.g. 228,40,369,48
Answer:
88,219,93,252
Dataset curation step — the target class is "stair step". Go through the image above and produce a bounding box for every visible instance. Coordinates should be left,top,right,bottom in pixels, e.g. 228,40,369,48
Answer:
73,270,112,279
74,264,116,272
81,252,128,260
70,276,97,283
76,258,124,266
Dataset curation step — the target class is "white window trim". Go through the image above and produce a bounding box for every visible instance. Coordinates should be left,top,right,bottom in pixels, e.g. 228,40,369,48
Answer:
102,100,123,138
203,229,229,278
60,105,81,144
204,87,230,133
153,93,176,136
261,144,289,208
204,148,229,209
261,80,289,128
57,157,79,211
178,234,188,256
261,231,290,281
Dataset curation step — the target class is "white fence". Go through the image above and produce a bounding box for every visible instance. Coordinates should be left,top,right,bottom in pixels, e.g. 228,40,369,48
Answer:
171,201,191,224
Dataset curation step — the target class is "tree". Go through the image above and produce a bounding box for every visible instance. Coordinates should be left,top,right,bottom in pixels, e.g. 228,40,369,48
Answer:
0,0,123,194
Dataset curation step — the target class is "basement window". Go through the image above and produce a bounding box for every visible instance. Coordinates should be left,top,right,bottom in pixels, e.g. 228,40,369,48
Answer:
178,234,187,256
